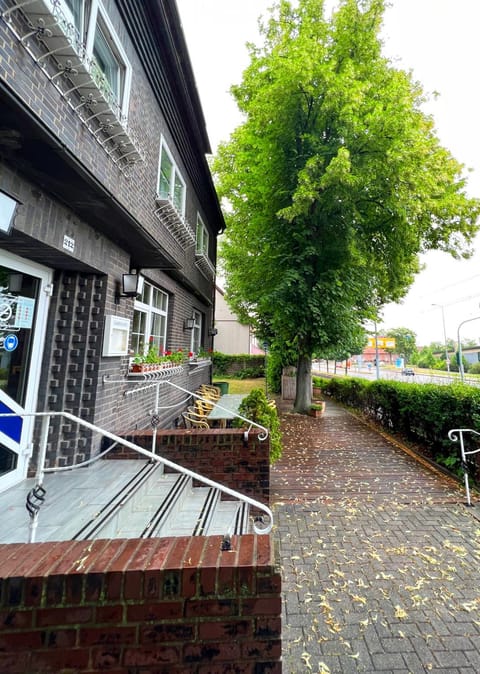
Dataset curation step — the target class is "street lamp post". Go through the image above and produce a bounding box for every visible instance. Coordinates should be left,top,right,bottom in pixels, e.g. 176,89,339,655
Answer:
457,315,480,383
432,304,450,373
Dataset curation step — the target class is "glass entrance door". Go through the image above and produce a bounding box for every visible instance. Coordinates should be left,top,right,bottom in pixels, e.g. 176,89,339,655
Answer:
0,251,52,492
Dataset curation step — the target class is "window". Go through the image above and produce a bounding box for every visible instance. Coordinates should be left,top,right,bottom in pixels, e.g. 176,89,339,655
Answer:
196,215,209,257
190,310,202,355
131,280,168,356
58,0,132,117
62,0,85,33
157,140,186,215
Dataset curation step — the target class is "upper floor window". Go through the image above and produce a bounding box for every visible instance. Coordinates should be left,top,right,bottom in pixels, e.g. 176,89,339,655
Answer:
158,140,186,215
196,215,209,257
132,280,168,356
63,0,86,34
58,0,132,117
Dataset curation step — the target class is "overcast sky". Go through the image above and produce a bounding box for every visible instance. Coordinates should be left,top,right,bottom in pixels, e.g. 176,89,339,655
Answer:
176,0,480,346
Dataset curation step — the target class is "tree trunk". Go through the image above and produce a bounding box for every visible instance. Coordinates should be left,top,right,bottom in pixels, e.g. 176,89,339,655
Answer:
294,353,312,414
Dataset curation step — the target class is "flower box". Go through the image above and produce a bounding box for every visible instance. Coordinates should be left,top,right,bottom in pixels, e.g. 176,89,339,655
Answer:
309,401,325,418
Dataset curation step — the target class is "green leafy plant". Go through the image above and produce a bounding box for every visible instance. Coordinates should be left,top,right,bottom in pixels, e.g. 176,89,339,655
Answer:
235,388,282,464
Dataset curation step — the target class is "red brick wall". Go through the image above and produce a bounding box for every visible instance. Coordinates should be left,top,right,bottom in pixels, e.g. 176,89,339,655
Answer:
109,429,271,505
0,535,281,673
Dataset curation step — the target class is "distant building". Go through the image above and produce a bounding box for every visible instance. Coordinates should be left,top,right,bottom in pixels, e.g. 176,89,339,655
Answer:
356,336,398,365
214,286,264,355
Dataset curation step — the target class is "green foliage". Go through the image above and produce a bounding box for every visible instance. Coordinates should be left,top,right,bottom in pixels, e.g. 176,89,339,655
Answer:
312,376,330,393
384,327,417,362
468,363,480,375
235,388,282,463
416,347,436,369
214,0,480,412
211,351,233,376
320,376,480,483
211,352,264,378
266,342,297,394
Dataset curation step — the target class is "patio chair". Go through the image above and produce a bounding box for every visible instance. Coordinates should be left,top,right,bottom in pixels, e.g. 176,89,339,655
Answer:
182,412,210,429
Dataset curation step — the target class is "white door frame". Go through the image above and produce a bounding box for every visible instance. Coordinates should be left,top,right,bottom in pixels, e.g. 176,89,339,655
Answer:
0,249,52,492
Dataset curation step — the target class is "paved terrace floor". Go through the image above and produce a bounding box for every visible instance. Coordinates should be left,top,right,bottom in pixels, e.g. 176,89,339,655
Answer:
271,400,480,674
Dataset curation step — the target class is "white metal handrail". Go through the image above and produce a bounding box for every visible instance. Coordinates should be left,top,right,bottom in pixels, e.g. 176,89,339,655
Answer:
0,410,273,542
102,373,270,441
448,428,480,506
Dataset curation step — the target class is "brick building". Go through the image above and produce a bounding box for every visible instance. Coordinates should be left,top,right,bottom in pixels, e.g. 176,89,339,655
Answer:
0,0,225,491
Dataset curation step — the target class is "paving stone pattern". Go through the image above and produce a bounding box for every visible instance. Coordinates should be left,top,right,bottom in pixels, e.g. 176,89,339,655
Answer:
272,401,480,674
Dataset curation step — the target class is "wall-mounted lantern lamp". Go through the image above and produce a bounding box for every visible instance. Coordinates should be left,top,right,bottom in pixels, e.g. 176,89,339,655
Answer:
115,270,142,303
208,327,218,336
183,316,195,331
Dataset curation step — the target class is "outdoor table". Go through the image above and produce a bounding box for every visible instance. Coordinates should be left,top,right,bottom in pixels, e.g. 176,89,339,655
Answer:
207,394,246,427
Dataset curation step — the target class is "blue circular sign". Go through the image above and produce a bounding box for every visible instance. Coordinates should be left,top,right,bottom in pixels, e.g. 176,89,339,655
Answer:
4,334,18,352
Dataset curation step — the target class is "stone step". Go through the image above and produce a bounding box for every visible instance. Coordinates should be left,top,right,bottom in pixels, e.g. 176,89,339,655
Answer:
0,459,253,543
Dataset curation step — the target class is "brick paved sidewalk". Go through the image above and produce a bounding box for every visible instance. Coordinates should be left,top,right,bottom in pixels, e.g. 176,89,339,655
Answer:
272,400,480,674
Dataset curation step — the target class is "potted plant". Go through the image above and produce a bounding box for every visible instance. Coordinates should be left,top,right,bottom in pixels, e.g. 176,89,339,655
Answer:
131,354,146,373
309,401,325,418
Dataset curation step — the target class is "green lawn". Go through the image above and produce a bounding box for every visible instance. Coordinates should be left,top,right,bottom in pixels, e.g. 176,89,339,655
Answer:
213,377,266,395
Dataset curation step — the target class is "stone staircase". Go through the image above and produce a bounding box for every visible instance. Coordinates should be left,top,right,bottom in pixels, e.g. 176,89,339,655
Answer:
0,459,253,544
72,463,251,541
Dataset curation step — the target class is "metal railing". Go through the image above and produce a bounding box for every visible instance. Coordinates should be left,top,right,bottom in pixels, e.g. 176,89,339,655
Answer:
448,428,480,506
0,410,273,543
102,372,270,442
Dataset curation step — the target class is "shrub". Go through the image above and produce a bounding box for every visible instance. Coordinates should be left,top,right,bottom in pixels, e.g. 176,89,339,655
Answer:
235,388,282,463
212,352,265,378
319,376,480,485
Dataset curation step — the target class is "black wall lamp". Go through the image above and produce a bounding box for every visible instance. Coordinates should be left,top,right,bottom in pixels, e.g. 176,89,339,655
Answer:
183,316,195,331
115,271,142,303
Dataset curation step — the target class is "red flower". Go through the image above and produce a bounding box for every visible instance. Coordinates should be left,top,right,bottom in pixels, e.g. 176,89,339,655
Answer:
188,352,194,357
165,350,172,356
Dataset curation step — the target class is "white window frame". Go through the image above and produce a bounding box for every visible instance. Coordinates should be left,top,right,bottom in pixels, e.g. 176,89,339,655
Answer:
157,138,186,216
190,310,202,355
87,2,131,117
195,214,209,257
60,0,86,36
132,280,169,356
58,0,132,118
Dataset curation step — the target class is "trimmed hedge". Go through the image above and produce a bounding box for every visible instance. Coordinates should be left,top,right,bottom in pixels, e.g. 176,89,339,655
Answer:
212,352,265,378
314,376,480,481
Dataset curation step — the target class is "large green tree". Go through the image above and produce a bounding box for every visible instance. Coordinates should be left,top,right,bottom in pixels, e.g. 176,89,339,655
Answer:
214,0,480,413
384,327,417,363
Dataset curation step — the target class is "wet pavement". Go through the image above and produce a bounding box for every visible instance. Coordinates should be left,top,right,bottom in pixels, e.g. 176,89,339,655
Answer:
271,400,480,674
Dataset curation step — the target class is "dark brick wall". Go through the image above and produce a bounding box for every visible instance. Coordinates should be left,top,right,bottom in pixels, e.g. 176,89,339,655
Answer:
0,536,281,674
0,4,217,285
107,428,271,506
0,0,218,471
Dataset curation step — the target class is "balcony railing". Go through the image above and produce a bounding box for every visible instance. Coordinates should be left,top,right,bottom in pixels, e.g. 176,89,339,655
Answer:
2,0,144,173
195,251,216,280
154,195,196,247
